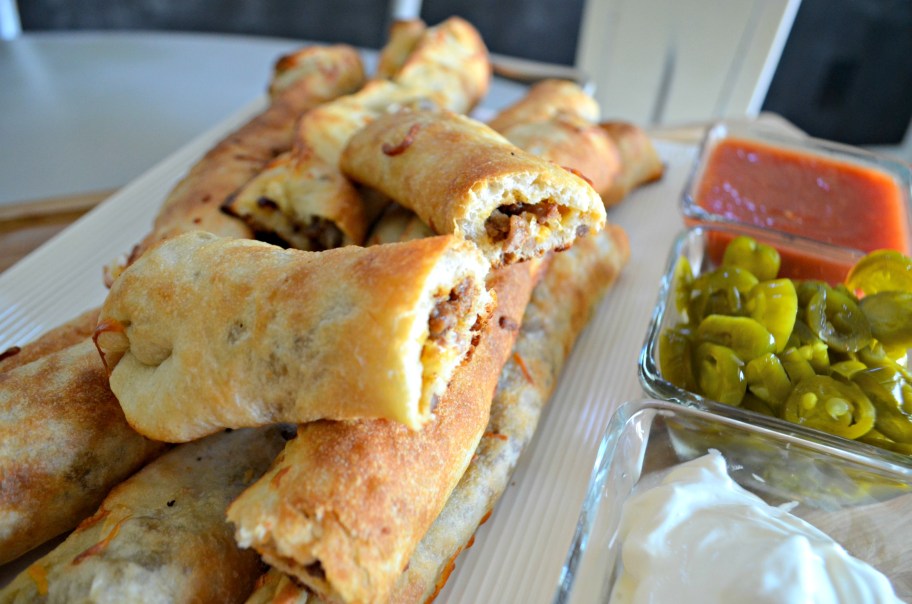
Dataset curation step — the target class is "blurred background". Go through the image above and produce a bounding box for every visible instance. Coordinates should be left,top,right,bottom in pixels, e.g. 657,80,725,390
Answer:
12,0,912,157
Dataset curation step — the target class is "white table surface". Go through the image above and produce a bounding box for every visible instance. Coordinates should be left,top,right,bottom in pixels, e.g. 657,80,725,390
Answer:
0,30,527,206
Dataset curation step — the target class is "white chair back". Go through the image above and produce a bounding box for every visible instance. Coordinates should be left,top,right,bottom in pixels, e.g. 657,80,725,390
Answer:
576,0,801,125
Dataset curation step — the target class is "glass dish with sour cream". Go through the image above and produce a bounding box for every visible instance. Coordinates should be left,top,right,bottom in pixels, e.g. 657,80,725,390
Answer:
554,399,912,604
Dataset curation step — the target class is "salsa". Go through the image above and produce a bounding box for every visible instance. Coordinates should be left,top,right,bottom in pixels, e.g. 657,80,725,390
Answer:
694,138,911,255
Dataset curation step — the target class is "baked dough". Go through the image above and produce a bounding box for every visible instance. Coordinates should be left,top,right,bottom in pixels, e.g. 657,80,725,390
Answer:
0,340,164,565
599,121,665,205
224,17,490,250
95,231,494,440
388,225,630,602
340,109,607,265
486,78,600,133
120,44,364,271
227,260,540,604
0,427,286,603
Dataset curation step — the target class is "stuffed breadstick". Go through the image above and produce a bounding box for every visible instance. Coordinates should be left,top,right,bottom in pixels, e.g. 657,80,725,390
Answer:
340,109,607,265
598,121,665,205
0,427,287,604
486,78,600,133
224,17,490,248
95,231,493,441
121,44,364,270
388,225,630,602
227,259,540,604
0,340,165,565
374,19,427,80
496,112,622,202
487,80,664,209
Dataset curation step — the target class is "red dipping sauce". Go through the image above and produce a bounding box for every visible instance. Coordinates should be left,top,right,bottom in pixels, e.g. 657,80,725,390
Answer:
693,137,912,255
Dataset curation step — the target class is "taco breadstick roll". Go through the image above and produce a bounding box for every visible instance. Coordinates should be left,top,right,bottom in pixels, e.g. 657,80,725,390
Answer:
486,79,600,133
388,225,630,602
223,144,368,250
496,112,622,203
124,44,365,269
239,226,630,604
0,426,287,604
375,19,428,80
95,231,493,441
340,109,606,266
227,259,540,604
0,340,165,565
598,121,665,205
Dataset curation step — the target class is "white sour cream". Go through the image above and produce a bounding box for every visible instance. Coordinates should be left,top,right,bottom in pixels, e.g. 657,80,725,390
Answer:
610,451,901,604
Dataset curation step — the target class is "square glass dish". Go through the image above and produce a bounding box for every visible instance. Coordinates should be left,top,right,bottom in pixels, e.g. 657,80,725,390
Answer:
554,399,912,604
639,224,912,468
680,120,912,256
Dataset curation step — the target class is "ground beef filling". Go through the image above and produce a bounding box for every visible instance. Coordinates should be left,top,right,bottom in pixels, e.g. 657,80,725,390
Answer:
428,278,476,343
294,216,345,251
246,198,345,251
484,201,562,258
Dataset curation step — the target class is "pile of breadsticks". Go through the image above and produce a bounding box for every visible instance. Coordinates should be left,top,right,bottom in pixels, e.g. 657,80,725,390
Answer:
0,16,662,604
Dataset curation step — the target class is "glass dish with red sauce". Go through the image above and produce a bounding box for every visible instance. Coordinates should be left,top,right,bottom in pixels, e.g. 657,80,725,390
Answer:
681,121,912,267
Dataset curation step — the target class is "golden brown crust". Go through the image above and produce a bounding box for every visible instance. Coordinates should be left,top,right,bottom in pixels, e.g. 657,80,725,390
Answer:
0,427,286,603
340,109,606,266
227,260,542,604
375,20,428,80
0,307,99,374
126,44,365,265
366,203,435,246
225,18,490,249
388,224,631,603
598,121,665,206
0,340,165,565
496,114,622,201
486,79,600,133
393,16,490,115
98,232,493,440
223,145,368,250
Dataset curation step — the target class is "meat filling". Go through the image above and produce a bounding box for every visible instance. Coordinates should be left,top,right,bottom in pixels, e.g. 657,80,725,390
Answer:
484,201,562,259
428,278,476,343
293,215,345,251
421,277,483,412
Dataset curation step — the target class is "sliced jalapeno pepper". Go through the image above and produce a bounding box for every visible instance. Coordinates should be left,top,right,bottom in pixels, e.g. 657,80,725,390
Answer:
853,367,912,443
747,279,797,352
744,353,792,410
830,360,867,380
797,280,828,309
659,327,697,392
671,256,694,318
722,235,781,281
779,346,817,384
688,267,759,325
845,249,912,296
694,342,746,406
695,315,776,361
783,375,875,440
806,286,872,353
859,291,912,350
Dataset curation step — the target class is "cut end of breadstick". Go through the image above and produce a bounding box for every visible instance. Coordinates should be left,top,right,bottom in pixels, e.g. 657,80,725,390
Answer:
413,239,494,418
222,151,365,250
462,169,605,265
340,109,607,267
